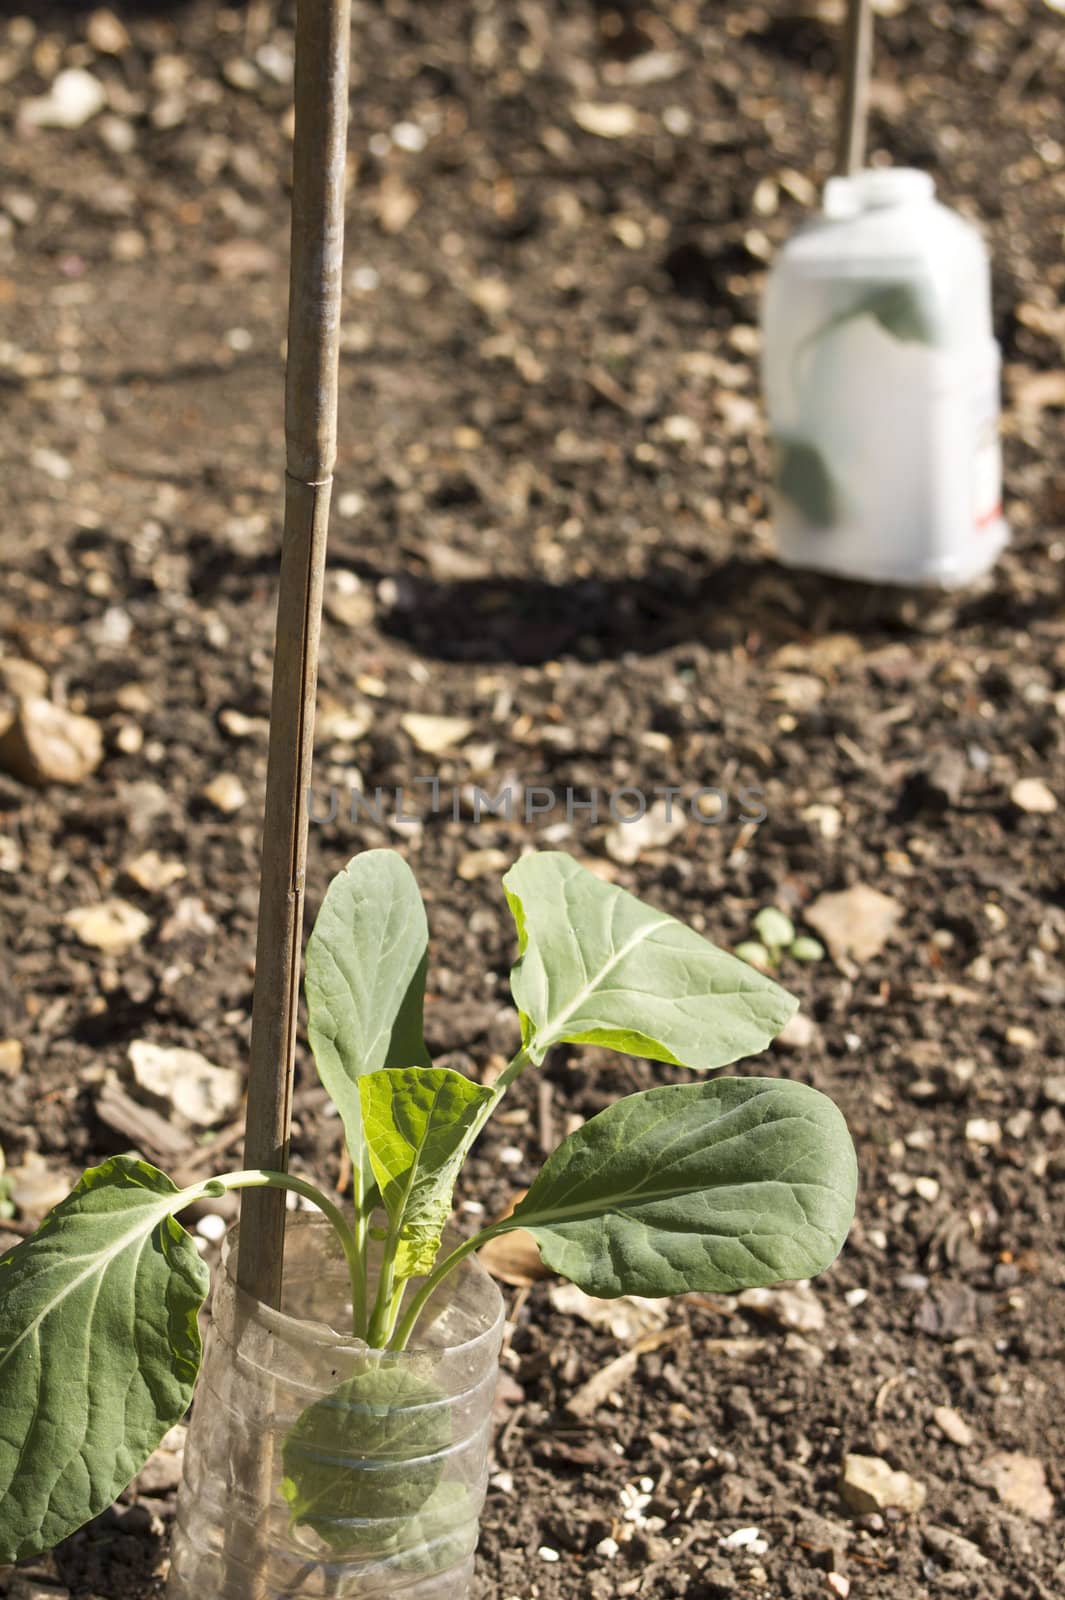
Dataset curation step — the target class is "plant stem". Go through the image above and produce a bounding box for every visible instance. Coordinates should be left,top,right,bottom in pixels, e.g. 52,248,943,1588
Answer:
387,1224,502,1353
366,1233,397,1347
187,1169,363,1335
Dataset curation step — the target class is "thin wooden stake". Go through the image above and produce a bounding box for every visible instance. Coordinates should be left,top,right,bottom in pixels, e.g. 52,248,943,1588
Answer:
238,0,352,1311
837,0,874,176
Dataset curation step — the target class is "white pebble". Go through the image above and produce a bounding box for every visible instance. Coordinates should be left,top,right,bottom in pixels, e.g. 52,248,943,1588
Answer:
392,120,427,152
196,1213,228,1243
537,1546,560,1562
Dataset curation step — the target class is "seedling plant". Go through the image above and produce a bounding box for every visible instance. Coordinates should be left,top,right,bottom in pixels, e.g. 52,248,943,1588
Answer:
735,906,825,972
0,850,857,1565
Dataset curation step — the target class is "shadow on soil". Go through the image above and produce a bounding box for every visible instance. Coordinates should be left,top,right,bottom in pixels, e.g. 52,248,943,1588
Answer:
374,557,975,665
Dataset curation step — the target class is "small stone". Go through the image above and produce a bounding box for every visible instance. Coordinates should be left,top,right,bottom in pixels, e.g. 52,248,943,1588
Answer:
159,895,217,942
839,1454,926,1515
400,713,473,754
982,1452,1054,1522
7,1578,71,1600
1005,1024,1037,1049
20,68,107,130
202,773,247,813
134,1422,186,1495
1010,778,1056,814
316,699,373,745
0,697,103,786
129,1040,241,1128
605,800,686,865
196,1212,228,1242
0,1038,23,1077
1043,1075,1065,1106
719,1526,769,1554
65,899,151,953
87,8,131,53
8,1152,73,1220
923,1526,988,1571
124,851,187,892
219,708,268,740
0,656,48,699
913,1176,941,1202
458,848,509,882
932,1406,974,1446
774,1010,819,1051
324,569,374,628
965,1118,1001,1147
572,101,640,138
738,1283,825,1333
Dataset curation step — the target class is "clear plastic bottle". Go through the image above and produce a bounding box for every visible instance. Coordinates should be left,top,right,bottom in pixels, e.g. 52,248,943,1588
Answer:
167,1215,504,1600
762,168,1006,587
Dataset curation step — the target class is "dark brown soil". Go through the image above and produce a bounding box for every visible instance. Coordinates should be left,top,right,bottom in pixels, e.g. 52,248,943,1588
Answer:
1,2,1063,1598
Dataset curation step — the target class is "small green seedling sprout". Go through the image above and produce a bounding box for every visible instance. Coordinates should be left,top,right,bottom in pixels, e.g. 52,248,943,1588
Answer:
0,851,857,1564
736,906,825,972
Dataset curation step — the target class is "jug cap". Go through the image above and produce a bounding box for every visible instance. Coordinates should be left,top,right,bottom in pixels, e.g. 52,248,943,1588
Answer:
823,168,935,219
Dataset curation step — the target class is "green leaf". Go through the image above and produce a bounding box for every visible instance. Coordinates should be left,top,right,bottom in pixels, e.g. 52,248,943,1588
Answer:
790,936,825,964
774,435,839,526
858,283,939,346
280,1360,449,1554
359,1068,493,1280
753,908,795,954
802,283,939,360
501,1077,857,1297
0,1155,209,1562
503,853,797,1069
306,851,432,1178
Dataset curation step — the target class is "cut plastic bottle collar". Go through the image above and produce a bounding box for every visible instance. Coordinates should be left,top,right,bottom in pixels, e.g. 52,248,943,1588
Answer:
823,168,936,219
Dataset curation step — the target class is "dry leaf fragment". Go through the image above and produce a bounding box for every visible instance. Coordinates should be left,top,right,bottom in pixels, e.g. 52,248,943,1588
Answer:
128,1041,242,1128
400,713,474,754
805,884,902,965
548,1282,669,1340
64,899,151,953
982,1452,1054,1522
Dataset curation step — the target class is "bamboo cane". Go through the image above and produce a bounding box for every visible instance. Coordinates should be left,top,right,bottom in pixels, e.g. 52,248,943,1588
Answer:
221,7,350,1594
837,0,874,176
238,0,351,1310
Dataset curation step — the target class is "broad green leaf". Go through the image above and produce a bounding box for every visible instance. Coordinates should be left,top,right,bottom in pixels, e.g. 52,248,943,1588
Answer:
391,1480,476,1577
0,1155,209,1562
503,853,797,1069
500,1077,857,1297
359,1068,493,1281
306,851,431,1177
281,1360,449,1553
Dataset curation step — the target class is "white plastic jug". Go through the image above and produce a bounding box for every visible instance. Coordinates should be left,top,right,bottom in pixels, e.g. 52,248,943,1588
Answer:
762,168,1006,588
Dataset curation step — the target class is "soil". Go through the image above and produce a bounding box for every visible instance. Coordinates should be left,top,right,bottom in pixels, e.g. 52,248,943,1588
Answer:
1,1,1063,1598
